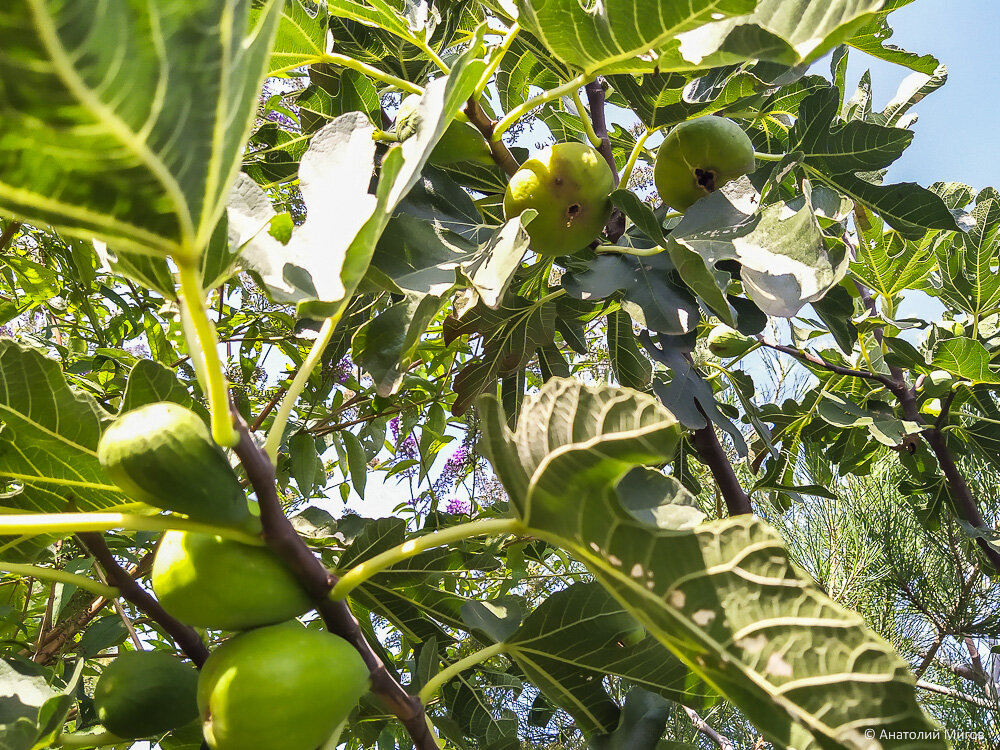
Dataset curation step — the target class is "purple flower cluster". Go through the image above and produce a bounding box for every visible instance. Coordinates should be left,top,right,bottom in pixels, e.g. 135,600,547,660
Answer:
389,416,418,476
445,497,470,515
331,357,352,385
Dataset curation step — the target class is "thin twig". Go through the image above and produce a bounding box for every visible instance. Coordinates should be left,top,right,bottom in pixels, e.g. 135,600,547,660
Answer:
682,707,736,750
757,338,895,388
916,680,997,708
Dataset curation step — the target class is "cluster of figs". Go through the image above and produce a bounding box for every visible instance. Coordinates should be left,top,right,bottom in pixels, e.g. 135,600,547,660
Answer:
89,114,759,747
93,403,368,750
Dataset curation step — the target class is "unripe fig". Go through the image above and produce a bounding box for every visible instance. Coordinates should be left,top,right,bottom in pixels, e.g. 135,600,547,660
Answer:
706,324,755,358
654,117,755,211
152,531,311,631
503,142,614,256
94,651,199,739
98,402,249,527
918,369,956,397
395,94,493,166
198,621,370,750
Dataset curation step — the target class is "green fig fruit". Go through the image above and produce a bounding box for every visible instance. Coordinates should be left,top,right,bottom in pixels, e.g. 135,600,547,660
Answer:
654,117,755,211
706,324,755,358
94,651,199,739
503,142,614,256
395,93,493,166
198,621,370,750
152,531,311,631
98,402,250,527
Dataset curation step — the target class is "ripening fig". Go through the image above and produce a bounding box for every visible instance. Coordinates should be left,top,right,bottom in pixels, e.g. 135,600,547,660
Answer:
151,531,311,631
654,117,755,211
198,621,370,750
706,324,755,358
503,142,614,256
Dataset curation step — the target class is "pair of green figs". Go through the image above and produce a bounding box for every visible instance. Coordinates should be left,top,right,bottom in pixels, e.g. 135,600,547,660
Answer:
396,95,756,257
95,402,367,750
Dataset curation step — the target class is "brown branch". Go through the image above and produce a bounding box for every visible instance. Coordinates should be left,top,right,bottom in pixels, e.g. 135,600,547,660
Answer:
584,79,626,243
250,384,288,432
231,412,435,749
464,97,521,177
77,533,209,666
757,338,896,388
690,421,753,516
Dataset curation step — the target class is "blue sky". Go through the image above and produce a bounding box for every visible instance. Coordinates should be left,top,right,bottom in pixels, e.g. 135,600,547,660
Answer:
845,0,999,192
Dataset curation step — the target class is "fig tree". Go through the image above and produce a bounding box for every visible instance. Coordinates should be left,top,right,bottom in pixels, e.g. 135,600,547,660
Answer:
198,621,370,750
94,650,199,739
98,402,250,527
151,531,311,630
654,117,755,211
503,142,614,256
706,324,755,358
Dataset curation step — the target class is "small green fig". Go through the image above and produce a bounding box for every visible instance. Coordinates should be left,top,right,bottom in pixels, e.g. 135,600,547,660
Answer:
94,651,199,739
151,531,311,631
395,93,493,166
503,142,614,256
198,621,370,750
706,324,755,358
654,117,755,211
917,369,956,397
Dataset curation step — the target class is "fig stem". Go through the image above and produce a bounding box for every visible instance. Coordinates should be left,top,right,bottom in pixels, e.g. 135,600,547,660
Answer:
53,730,125,748
320,52,423,95
264,303,346,462
0,512,263,546
176,261,239,447
0,561,118,599
596,245,664,257
473,22,521,100
572,89,603,150
329,517,524,601
417,641,506,705
752,150,784,162
619,126,661,189
492,74,588,142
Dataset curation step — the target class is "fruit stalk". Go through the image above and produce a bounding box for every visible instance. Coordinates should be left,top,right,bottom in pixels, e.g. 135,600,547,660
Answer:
418,642,505,704
321,52,423,94
231,411,437,750
492,74,588,142
77,532,209,666
329,517,523,601
176,261,239,447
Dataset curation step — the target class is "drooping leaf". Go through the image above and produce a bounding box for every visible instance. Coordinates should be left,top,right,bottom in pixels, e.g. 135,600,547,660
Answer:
479,378,945,750
232,30,487,318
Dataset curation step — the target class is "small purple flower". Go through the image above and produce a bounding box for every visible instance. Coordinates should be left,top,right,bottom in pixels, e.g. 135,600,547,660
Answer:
446,498,470,515
390,416,401,440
